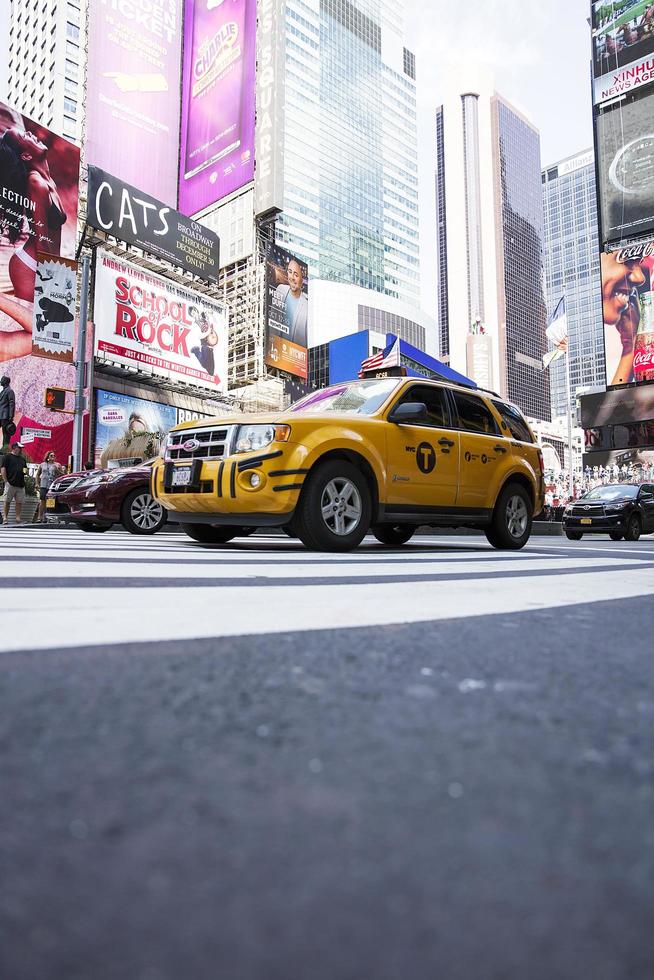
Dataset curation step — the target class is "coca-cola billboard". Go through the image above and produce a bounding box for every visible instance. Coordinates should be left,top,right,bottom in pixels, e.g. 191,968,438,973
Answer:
601,241,654,388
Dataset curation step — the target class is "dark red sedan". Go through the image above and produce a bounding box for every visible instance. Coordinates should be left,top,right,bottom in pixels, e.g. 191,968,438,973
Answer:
46,460,166,534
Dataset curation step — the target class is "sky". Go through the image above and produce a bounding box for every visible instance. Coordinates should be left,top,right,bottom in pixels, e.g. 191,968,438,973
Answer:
405,0,595,312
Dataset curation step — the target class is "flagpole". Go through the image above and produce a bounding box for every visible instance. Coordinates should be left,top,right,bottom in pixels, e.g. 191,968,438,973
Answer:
565,344,574,501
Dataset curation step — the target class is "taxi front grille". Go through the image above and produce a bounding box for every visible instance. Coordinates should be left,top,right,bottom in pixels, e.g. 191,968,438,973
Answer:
167,426,233,462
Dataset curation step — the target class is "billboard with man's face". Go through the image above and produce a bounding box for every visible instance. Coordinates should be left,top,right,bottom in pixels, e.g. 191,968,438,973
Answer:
86,0,183,207
0,99,81,459
601,241,654,387
178,0,257,217
264,244,309,380
596,88,654,244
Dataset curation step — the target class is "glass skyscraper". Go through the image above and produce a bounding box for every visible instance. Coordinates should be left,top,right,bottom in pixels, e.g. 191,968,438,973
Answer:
542,151,605,419
278,0,420,306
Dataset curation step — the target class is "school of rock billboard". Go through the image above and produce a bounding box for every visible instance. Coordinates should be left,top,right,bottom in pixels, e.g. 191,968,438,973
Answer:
0,99,81,460
94,251,229,393
264,244,309,381
178,0,257,217
86,0,183,207
601,240,654,387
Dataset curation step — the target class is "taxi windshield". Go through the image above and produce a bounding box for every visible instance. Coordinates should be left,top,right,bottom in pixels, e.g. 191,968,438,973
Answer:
290,379,400,415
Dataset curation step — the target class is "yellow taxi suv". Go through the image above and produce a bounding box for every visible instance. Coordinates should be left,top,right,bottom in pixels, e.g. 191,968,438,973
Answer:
152,377,544,552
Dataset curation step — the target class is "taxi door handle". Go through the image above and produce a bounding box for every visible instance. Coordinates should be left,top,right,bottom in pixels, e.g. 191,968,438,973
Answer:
494,444,508,454
438,438,455,447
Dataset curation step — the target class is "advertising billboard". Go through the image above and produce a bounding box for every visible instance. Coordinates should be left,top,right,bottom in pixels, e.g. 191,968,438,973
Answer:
596,88,654,243
264,245,309,380
601,240,654,385
0,100,81,460
86,0,183,207
178,0,256,217
87,166,220,282
94,388,177,467
581,382,654,426
592,0,654,91
94,251,229,393
32,254,77,363
582,446,654,476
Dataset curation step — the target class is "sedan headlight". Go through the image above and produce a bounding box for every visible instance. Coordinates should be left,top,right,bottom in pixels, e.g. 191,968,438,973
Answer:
234,424,291,454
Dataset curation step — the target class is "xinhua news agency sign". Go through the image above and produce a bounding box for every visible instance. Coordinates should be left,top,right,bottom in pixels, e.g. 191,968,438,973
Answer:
87,166,220,282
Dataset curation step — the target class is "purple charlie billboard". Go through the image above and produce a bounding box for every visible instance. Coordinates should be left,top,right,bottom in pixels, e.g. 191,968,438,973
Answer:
178,0,256,217
86,0,183,208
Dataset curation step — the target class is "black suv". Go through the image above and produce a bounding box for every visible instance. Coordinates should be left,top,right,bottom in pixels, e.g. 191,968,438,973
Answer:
563,483,654,541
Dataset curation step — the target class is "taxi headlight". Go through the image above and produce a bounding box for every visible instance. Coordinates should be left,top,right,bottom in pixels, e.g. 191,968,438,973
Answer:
234,424,291,454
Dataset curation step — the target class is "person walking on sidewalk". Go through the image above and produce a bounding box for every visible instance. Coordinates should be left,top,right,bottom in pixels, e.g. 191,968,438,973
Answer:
0,376,16,446
1,441,27,525
36,450,63,522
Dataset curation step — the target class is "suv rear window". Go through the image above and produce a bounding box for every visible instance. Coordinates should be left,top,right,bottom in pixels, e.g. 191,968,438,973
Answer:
452,392,499,435
492,401,533,443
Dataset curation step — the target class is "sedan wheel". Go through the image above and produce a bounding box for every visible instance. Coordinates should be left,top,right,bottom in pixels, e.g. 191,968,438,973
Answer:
122,489,166,535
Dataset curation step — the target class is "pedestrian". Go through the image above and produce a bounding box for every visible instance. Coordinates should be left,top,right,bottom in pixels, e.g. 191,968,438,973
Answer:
0,375,16,446
1,441,27,525
36,450,63,522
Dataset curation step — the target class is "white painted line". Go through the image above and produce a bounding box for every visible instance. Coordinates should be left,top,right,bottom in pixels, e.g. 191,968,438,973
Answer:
2,565,654,653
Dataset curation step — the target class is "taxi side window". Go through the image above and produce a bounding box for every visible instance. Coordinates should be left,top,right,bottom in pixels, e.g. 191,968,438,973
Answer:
492,400,533,443
395,385,449,428
452,392,500,435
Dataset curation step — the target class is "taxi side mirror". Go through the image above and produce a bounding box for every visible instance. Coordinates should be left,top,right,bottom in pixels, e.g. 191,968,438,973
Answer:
389,402,428,424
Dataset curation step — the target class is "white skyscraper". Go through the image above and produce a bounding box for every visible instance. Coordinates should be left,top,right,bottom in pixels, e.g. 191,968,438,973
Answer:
435,69,551,420
6,0,86,144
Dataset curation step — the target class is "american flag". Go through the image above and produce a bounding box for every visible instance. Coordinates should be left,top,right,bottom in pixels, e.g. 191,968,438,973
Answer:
358,338,400,377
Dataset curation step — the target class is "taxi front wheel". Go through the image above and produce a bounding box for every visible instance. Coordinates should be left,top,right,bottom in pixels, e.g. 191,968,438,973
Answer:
295,460,372,552
485,483,532,550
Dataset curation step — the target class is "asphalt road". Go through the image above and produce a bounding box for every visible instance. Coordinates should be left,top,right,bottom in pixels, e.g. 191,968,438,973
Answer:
1,528,653,980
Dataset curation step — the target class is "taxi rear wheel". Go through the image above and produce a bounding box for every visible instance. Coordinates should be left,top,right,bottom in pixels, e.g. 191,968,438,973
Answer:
180,523,240,544
372,524,415,546
296,460,371,552
485,482,532,550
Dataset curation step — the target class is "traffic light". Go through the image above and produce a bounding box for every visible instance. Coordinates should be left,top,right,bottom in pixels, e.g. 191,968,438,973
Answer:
44,387,67,411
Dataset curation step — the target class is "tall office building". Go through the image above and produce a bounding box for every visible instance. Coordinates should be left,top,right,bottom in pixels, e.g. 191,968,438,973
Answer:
542,150,605,419
435,70,551,421
6,0,86,143
277,0,420,308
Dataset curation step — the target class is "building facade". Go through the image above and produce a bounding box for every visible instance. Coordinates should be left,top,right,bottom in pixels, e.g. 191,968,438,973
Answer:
435,70,551,421
542,150,605,419
6,0,85,144
277,0,420,307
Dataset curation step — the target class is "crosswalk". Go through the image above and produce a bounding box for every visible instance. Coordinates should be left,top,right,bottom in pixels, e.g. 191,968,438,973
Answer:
1,525,654,653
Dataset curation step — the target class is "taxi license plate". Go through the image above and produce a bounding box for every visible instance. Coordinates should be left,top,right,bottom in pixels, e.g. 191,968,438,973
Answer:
172,466,192,487
580,518,592,524
46,497,56,509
